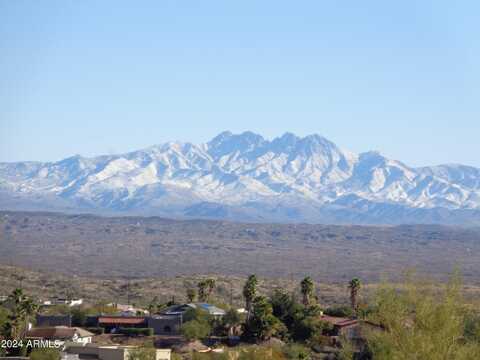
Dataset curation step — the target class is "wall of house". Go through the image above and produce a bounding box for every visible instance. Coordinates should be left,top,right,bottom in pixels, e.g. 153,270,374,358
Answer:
36,315,72,327
147,316,181,335
154,350,171,360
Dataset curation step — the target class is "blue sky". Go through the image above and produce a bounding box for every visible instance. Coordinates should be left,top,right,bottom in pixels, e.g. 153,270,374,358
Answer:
1,1,479,167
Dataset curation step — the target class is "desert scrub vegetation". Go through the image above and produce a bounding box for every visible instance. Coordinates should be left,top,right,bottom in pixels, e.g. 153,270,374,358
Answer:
359,272,480,359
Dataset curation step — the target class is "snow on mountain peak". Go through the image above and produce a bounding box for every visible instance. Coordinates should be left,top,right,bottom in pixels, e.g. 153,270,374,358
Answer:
1,131,480,224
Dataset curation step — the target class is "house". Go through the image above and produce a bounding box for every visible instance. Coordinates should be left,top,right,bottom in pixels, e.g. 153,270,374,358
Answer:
43,298,84,307
94,316,147,333
26,326,94,346
107,303,149,316
320,316,384,350
36,314,72,327
320,315,359,336
65,344,171,360
161,303,226,318
147,315,182,335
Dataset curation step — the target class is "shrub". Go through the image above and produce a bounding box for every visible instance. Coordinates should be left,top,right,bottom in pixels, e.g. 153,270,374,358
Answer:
182,307,211,323
127,347,156,360
365,273,480,359
282,344,311,359
118,328,154,336
464,311,480,342
86,327,105,335
323,306,354,318
71,307,87,326
181,320,211,341
192,352,228,360
30,348,61,360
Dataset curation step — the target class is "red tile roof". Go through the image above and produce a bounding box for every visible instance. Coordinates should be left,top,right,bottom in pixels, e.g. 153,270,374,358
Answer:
320,316,358,328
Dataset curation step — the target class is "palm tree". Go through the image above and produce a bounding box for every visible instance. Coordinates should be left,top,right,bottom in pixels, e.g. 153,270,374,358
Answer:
19,297,38,338
5,288,38,340
197,281,208,302
205,279,216,301
348,278,361,315
242,274,258,319
300,276,315,307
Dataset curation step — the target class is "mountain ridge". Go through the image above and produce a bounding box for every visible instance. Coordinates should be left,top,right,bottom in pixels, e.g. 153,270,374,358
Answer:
1,131,480,225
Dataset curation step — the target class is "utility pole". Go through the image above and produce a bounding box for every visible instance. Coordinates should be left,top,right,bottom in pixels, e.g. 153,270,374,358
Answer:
126,277,130,305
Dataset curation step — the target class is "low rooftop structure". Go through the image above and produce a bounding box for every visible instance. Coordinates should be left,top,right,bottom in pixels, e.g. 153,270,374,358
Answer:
43,298,84,307
320,316,384,343
320,315,359,329
65,344,171,360
107,303,149,316
26,326,94,345
95,316,147,333
161,303,226,317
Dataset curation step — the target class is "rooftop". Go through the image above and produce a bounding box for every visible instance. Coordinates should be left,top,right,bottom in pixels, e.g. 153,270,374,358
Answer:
27,326,94,339
98,316,146,325
320,316,359,328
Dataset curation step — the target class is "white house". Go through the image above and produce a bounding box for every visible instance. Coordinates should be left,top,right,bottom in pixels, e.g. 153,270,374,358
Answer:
42,298,84,307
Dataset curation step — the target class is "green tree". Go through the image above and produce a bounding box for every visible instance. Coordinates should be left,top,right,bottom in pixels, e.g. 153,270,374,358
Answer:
270,290,301,333
181,307,212,341
365,274,480,359
181,319,211,341
348,278,361,314
300,277,315,307
186,288,196,303
2,288,38,341
291,307,328,342
243,296,284,342
223,308,242,336
71,307,87,327
242,275,258,319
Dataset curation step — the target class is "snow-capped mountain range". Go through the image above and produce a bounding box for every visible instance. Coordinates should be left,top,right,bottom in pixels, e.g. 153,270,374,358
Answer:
1,131,480,225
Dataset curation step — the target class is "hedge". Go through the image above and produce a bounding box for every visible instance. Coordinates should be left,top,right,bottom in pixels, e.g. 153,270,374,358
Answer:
117,327,154,336
86,327,105,335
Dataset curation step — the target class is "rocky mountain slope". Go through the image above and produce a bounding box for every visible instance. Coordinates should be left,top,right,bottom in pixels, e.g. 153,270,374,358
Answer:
1,131,480,224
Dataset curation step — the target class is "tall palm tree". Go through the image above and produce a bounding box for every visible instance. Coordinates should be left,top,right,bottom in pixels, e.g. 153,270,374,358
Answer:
205,279,216,301
300,276,315,307
196,279,215,302
5,288,38,340
348,278,361,315
242,274,258,319
19,297,38,338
